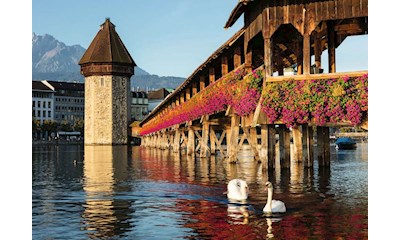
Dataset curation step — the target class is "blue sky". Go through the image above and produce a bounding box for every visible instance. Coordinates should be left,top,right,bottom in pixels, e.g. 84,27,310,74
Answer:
32,0,367,78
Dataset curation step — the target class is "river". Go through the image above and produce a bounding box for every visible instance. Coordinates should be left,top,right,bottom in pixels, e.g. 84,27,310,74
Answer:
32,143,367,239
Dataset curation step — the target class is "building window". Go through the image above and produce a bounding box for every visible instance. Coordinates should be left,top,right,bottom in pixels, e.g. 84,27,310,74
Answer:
48,102,51,108
38,101,41,108
43,101,46,108
33,111,36,117
33,101,35,108
38,111,41,117
43,111,46,118
48,111,51,118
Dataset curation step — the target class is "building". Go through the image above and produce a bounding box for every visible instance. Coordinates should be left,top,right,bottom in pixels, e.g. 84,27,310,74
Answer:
42,80,85,124
79,18,137,145
32,81,55,123
147,88,173,112
131,91,148,121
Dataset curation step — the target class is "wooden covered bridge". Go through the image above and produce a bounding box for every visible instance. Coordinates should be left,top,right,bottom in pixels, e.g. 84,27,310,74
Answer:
139,0,368,169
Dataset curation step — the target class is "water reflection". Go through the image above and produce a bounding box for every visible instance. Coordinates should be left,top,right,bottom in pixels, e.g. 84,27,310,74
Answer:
82,145,133,239
33,143,368,239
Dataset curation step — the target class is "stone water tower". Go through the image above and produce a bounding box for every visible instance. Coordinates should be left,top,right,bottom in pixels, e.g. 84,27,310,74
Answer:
79,18,136,145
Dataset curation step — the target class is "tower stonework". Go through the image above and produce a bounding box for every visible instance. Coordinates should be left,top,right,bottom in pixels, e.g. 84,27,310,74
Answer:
79,18,136,145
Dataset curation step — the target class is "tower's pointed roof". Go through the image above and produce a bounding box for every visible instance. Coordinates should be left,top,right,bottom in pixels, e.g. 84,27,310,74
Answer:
79,18,136,66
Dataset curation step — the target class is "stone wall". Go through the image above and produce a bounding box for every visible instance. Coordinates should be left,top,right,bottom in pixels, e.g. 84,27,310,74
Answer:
84,75,131,145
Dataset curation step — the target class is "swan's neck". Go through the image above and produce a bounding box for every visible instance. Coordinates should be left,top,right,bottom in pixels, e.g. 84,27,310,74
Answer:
265,187,273,212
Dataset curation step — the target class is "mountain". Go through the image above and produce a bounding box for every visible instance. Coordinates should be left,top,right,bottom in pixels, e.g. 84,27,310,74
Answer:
32,33,185,90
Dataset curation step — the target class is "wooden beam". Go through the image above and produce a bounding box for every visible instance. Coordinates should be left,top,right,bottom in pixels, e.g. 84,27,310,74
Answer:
265,71,367,82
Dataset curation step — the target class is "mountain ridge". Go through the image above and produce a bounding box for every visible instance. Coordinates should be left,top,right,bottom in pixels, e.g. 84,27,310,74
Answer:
32,33,185,90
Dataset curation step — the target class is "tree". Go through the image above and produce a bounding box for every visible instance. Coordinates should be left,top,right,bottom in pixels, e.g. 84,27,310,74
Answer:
59,120,73,132
73,119,84,134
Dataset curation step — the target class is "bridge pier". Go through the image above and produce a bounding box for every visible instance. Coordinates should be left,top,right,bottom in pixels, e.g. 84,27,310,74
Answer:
278,125,291,169
317,126,330,167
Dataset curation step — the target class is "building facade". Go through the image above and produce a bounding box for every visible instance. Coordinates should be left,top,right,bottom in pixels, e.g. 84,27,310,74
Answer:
32,81,55,124
42,80,84,124
131,91,148,121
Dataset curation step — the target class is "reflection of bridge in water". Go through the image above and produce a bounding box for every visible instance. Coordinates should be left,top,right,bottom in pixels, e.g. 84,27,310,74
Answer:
140,0,368,172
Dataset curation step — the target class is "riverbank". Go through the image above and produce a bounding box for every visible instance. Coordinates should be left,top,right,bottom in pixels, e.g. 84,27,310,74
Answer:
32,140,83,145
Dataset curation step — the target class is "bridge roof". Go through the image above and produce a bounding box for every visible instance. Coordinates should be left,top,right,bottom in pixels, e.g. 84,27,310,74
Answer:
140,28,245,126
79,18,136,67
224,0,253,29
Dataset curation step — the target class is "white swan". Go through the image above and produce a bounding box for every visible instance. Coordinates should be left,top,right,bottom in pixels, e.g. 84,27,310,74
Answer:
263,181,286,213
226,179,249,201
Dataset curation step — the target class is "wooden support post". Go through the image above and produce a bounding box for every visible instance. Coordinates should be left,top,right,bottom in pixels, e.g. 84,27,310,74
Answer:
221,56,228,75
260,124,268,170
302,124,314,167
264,37,273,87
229,114,240,163
209,67,215,84
278,125,291,168
187,127,195,155
180,92,185,104
245,36,253,71
328,21,336,73
200,76,206,91
192,82,198,95
314,35,322,73
303,32,311,75
210,126,216,155
292,126,303,162
277,57,284,76
186,88,191,100
267,124,276,169
200,116,210,158
250,127,260,162
173,130,180,153
317,126,330,167
225,126,231,158
234,46,241,68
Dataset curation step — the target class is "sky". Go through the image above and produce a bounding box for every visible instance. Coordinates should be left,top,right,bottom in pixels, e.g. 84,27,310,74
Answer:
31,0,367,78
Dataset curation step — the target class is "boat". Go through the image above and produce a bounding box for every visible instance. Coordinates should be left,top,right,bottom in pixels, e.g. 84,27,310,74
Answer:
335,137,357,150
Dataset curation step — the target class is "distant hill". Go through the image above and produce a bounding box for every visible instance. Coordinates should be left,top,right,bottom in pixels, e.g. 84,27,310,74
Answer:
32,33,185,90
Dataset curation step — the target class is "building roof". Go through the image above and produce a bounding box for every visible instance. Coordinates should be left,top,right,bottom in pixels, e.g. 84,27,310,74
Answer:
32,81,54,92
132,91,148,98
45,81,84,92
79,18,136,67
147,88,172,100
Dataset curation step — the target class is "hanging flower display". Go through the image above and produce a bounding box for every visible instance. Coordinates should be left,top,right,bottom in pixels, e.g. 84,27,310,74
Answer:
140,68,263,135
260,74,368,128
